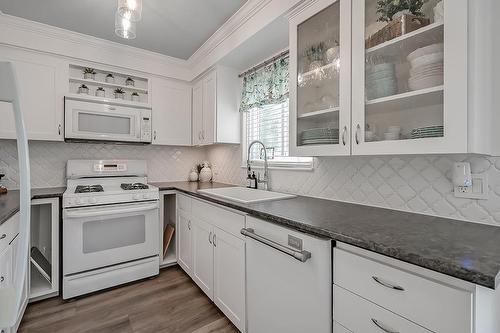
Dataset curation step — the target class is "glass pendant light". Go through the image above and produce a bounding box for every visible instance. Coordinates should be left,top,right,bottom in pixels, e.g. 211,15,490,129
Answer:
117,0,142,22
115,11,136,39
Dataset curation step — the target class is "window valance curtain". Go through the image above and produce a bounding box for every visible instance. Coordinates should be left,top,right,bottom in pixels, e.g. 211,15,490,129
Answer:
239,56,289,112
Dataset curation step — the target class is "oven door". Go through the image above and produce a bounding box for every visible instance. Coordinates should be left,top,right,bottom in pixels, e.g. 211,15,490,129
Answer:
63,201,159,275
64,98,150,143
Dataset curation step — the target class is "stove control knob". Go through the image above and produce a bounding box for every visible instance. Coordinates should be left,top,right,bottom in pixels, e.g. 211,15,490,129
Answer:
89,198,97,204
143,194,149,199
76,198,83,205
133,194,141,200
67,199,73,206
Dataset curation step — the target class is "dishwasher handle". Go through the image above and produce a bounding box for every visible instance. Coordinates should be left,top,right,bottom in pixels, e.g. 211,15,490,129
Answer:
241,228,312,262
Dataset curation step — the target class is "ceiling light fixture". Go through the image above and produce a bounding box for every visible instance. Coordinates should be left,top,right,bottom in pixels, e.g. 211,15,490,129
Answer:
115,11,136,39
117,0,142,22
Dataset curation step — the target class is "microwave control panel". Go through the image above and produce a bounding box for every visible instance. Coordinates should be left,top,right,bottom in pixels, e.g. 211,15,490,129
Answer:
141,115,152,142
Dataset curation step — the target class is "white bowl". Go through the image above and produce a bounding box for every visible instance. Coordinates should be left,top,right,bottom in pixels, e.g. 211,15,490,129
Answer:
366,63,395,74
384,132,400,140
408,75,443,91
407,43,444,62
387,126,401,134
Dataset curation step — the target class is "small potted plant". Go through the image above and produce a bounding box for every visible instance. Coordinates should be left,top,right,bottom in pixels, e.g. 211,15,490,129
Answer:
131,92,140,102
105,73,115,83
125,77,135,87
114,88,125,99
83,67,96,80
78,84,89,94
95,87,105,97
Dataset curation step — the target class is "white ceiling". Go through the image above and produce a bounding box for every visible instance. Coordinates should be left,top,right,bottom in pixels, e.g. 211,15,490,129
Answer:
0,0,247,60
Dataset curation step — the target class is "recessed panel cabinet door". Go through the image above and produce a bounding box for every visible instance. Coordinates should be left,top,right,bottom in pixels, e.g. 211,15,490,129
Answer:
201,71,216,145
176,210,192,276
0,47,66,141
213,227,245,332
192,217,214,299
192,80,203,145
151,77,192,146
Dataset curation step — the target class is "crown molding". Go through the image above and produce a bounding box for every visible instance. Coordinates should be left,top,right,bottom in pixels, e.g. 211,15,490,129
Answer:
0,13,191,80
187,0,272,66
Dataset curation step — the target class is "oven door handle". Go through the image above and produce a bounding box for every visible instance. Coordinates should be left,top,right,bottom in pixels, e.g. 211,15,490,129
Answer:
64,202,158,219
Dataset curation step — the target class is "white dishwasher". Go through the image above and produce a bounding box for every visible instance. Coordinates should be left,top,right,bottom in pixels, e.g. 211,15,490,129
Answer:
242,216,332,333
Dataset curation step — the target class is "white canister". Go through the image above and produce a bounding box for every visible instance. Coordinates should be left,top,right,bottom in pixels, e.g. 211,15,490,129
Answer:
188,168,199,182
199,162,213,183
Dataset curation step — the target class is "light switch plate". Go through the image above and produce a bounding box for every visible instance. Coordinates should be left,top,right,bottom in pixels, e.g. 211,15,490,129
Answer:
454,174,488,199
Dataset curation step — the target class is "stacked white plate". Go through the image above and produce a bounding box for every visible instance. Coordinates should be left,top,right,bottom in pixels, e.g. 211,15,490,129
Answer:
366,63,398,100
407,43,444,91
300,128,339,145
410,126,444,139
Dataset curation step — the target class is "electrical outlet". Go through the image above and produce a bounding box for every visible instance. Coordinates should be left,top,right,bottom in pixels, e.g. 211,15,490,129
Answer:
454,174,488,199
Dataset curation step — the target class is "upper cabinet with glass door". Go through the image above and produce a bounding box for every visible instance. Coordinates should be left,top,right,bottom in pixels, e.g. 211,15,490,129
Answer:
351,0,468,155
289,0,352,156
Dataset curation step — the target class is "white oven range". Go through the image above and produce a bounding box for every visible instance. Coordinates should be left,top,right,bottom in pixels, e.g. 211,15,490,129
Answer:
62,160,159,299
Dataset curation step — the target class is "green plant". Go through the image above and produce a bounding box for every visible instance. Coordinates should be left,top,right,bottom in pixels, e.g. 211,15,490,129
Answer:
305,42,326,62
376,0,424,22
96,87,105,91
106,73,114,78
83,67,96,74
114,88,125,94
79,84,88,89
131,92,139,96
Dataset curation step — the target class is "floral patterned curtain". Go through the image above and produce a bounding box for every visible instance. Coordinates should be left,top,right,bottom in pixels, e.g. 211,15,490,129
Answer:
239,56,289,112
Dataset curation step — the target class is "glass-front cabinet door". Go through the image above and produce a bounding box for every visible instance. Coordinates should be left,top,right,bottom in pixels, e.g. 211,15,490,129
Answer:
289,0,351,156
351,0,468,155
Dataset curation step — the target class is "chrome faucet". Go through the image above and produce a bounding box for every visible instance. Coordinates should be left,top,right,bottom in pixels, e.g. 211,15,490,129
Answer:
247,140,270,190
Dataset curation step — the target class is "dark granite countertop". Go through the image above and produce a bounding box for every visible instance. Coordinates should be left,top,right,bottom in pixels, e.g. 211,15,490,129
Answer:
0,187,65,226
152,181,500,289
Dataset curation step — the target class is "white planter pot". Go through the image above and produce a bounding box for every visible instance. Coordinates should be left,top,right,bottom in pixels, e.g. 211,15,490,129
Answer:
114,93,125,99
188,170,199,182
78,87,89,94
84,73,95,80
199,166,212,183
105,76,115,83
131,95,140,102
95,90,105,97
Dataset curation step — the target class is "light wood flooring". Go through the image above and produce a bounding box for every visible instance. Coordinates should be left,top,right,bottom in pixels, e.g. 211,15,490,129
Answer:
19,266,239,333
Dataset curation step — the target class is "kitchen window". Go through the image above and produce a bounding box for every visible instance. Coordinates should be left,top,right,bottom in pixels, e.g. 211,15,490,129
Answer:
241,54,313,170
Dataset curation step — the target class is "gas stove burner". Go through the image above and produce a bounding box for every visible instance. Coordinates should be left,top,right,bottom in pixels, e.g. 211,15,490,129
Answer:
75,185,104,194
121,183,149,190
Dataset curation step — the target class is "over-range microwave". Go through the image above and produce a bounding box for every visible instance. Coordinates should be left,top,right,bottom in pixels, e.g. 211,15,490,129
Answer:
64,97,152,144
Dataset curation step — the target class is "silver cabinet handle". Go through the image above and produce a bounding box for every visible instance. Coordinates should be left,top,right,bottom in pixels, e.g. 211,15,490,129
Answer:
188,221,191,230
213,233,216,247
153,130,157,140
241,228,311,262
202,130,205,140
371,319,399,333
58,124,62,135
0,234,6,240
372,276,405,291
355,124,361,144
342,126,347,146
209,231,212,244
198,131,202,140
0,276,4,282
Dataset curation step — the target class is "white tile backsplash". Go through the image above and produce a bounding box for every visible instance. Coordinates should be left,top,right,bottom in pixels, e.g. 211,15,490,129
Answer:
207,144,500,226
0,140,206,188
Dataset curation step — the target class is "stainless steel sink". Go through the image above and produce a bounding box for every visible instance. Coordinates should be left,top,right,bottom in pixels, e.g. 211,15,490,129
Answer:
197,187,296,204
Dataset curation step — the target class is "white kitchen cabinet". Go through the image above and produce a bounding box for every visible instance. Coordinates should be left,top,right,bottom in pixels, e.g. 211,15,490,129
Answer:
176,209,193,276
0,46,66,141
191,66,240,146
191,216,214,297
213,227,245,331
289,0,497,156
177,195,246,332
289,0,352,157
151,77,192,146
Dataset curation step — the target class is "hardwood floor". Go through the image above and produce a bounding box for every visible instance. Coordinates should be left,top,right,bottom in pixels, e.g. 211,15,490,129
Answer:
19,266,239,333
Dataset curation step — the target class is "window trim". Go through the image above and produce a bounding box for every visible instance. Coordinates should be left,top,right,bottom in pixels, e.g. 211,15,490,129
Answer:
241,102,314,171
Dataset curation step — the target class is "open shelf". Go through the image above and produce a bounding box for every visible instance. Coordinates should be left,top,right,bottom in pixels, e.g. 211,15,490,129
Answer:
298,107,339,119
65,93,151,108
69,77,149,93
30,262,53,299
366,22,444,58
366,85,444,113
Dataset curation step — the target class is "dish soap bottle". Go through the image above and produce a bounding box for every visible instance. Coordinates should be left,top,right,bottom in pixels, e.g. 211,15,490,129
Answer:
251,171,257,189
246,167,253,188
0,174,7,195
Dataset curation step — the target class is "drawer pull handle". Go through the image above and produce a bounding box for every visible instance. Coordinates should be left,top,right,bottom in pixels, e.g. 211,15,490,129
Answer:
209,231,212,244
0,234,6,240
372,276,405,291
371,318,399,333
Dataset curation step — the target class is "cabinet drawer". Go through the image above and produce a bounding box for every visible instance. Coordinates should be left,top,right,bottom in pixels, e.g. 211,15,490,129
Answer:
334,285,432,333
334,248,472,333
177,193,191,213
191,199,245,239
0,213,19,254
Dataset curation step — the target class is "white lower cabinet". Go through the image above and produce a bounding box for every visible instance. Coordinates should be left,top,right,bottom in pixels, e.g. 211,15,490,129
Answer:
213,227,245,330
177,196,246,332
176,209,193,276
192,216,214,296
